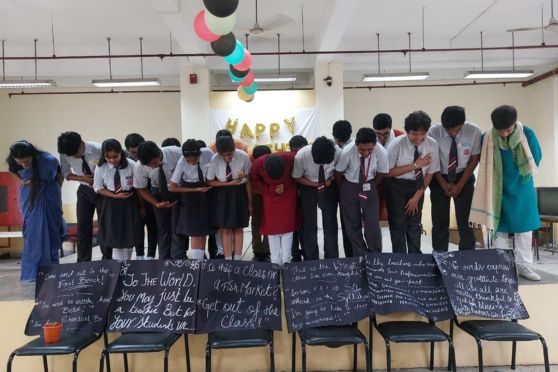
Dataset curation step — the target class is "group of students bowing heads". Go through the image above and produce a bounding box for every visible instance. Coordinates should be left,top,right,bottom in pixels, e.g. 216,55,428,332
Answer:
6,104,542,283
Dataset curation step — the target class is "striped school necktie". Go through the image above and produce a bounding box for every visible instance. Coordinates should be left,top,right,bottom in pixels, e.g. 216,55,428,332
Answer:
414,146,424,190
226,162,233,182
81,156,93,176
198,163,205,184
448,137,458,183
114,166,121,194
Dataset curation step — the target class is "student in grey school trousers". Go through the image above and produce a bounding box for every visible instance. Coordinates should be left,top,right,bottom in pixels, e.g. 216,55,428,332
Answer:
428,106,481,252
335,128,389,256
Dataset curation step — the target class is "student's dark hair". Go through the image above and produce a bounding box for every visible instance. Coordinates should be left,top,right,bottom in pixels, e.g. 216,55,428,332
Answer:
253,145,272,159
182,139,201,157
57,131,82,156
372,113,392,130
289,135,308,152
137,141,162,165
7,140,45,208
332,120,352,143
311,136,336,164
404,110,432,132
98,139,128,169
441,106,466,129
124,133,145,150
491,105,518,130
161,137,181,147
196,140,207,148
355,127,377,145
264,154,285,180
215,129,233,140
216,136,235,154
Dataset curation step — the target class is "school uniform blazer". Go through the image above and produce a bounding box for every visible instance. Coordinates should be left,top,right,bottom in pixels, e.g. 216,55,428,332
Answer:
250,152,299,235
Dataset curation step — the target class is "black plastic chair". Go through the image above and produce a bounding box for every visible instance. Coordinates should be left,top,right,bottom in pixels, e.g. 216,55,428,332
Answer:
370,316,456,372
7,333,105,372
292,324,371,372
206,329,274,372
99,333,190,372
451,318,550,372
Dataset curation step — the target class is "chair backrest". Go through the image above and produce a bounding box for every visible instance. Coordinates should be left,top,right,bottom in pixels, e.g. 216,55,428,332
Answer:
537,187,558,216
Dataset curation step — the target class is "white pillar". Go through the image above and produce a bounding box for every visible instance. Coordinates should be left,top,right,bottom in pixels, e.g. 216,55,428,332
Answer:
314,61,344,137
180,64,211,143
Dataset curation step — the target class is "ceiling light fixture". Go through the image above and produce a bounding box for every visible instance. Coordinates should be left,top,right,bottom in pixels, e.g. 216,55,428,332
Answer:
464,31,533,79
0,39,56,89
254,75,296,83
362,32,430,83
92,37,161,88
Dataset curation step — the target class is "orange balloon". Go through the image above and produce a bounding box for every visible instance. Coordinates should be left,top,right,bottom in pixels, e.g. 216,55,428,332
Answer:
237,86,252,101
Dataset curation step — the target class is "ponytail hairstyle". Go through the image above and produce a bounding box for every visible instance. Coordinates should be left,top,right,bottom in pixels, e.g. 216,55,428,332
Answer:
7,140,45,207
98,139,128,169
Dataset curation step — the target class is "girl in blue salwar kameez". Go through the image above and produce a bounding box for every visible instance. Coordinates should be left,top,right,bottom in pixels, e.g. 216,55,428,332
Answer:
7,141,64,281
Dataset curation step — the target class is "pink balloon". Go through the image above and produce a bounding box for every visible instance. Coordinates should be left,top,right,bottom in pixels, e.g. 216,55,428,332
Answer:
194,10,220,42
239,71,254,86
233,50,252,71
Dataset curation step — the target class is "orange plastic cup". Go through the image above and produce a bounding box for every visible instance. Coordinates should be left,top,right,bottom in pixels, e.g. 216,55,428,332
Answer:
43,322,62,343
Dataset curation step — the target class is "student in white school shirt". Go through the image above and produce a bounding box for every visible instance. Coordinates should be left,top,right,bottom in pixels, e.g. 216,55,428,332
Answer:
93,139,143,261
428,106,481,252
335,128,389,256
168,139,215,261
385,111,440,254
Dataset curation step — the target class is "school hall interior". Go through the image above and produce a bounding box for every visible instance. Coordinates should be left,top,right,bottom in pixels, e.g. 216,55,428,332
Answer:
1,0,558,371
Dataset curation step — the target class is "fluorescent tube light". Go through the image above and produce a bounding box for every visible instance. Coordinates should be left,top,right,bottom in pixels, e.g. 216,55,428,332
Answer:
253,76,296,83
92,78,161,88
0,80,56,88
464,70,534,79
362,72,430,82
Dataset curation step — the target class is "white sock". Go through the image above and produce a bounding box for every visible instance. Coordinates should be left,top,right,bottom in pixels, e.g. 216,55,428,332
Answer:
234,254,242,261
225,256,233,260
191,249,205,260
113,248,133,261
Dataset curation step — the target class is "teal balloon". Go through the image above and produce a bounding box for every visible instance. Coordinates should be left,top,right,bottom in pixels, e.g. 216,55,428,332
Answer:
224,40,245,65
229,70,245,83
242,82,258,95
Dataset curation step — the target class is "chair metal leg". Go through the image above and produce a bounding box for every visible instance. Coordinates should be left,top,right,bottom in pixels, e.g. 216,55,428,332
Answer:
353,344,357,372
368,317,373,370
99,351,106,372
123,353,129,372
475,338,483,372
430,342,434,371
363,339,372,372
43,355,48,372
269,341,275,372
385,341,391,372
7,351,16,372
301,343,307,372
164,349,170,372
291,333,296,372
540,336,550,372
448,339,457,372
205,343,211,372
72,352,79,372
184,335,191,372
103,334,111,372
511,341,517,369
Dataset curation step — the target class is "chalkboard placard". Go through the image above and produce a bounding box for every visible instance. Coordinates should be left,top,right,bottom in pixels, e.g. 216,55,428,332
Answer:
195,260,281,333
282,257,370,332
433,249,529,320
25,261,121,336
366,253,454,321
107,259,200,333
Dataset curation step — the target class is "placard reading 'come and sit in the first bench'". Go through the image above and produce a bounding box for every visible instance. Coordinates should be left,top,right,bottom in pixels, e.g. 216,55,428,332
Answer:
107,260,200,333
433,249,529,320
195,260,282,333
25,261,121,336
366,253,454,321
282,257,370,332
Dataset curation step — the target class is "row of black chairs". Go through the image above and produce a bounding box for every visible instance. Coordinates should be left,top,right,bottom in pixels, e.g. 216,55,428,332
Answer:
7,315,549,372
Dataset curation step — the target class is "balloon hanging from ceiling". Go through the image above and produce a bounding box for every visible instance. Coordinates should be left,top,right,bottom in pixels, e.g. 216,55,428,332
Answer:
203,0,239,18
194,10,220,42
210,32,236,56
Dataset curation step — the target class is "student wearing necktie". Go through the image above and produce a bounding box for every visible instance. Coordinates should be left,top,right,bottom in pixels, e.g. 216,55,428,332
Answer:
133,141,187,259
93,139,142,261
292,136,341,260
206,136,252,261
335,128,389,256
168,139,215,261
385,111,440,254
250,146,272,262
428,106,482,252
57,131,111,261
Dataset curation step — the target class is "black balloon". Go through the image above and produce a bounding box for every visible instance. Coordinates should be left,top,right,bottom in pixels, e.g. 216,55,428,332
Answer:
203,0,239,18
229,64,250,78
211,33,236,57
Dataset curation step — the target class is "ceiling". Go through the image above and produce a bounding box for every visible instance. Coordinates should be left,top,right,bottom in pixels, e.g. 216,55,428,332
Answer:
0,0,557,86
